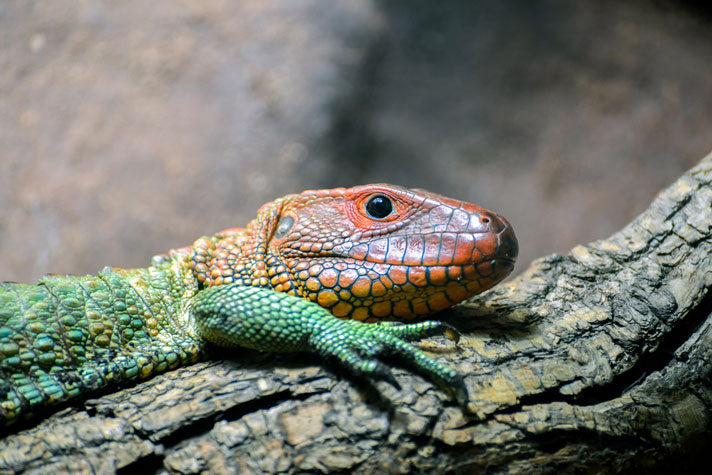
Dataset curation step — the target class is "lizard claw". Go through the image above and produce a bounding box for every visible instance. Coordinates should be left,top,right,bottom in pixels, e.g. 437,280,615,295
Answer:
369,361,401,389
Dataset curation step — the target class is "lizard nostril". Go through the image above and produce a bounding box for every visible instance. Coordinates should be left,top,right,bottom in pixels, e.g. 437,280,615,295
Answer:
482,212,505,233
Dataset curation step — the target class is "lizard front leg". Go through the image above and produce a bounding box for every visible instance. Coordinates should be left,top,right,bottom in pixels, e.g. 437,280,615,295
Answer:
191,284,468,404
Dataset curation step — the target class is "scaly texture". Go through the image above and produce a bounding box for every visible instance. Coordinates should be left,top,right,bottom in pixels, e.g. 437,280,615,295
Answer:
0,184,517,426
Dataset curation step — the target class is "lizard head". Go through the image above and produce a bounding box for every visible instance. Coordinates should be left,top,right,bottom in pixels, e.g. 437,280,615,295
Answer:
191,184,517,322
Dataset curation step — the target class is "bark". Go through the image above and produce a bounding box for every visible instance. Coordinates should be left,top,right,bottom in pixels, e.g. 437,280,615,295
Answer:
2,153,712,474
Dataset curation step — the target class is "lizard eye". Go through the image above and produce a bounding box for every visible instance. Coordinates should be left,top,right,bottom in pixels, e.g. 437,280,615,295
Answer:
273,216,294,239
365,195,393,219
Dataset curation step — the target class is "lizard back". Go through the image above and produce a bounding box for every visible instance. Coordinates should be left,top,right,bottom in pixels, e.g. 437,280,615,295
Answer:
0,254,202,425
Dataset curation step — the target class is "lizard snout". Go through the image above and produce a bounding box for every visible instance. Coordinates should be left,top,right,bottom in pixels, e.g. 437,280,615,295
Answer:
482,211,518,264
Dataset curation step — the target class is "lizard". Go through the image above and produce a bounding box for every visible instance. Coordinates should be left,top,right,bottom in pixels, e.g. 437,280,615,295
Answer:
0,184,517,427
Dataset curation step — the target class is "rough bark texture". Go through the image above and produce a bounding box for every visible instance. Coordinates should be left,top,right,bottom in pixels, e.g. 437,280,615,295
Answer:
2,153,711,473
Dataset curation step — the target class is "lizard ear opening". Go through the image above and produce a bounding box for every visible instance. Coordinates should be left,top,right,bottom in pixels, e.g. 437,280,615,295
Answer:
273,216,294,239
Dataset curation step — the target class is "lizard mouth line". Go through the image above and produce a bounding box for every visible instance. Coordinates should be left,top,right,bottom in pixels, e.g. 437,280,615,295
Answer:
287,252,515,271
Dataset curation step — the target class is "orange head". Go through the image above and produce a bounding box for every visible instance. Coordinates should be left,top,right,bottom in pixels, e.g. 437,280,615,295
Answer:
191,184,517,322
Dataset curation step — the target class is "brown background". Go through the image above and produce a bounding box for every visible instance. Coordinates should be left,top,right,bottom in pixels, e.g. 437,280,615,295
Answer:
1,0,711,284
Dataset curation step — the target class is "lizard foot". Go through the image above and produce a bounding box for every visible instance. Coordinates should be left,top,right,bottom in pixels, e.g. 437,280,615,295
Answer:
310,317,469,405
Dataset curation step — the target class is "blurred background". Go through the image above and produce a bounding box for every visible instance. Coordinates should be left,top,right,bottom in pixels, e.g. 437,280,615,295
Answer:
1,0,711,284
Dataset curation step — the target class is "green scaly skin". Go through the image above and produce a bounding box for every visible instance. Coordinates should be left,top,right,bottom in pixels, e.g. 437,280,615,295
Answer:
0,184,518,426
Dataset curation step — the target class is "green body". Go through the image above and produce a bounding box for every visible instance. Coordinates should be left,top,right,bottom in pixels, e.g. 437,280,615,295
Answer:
0,254,201,424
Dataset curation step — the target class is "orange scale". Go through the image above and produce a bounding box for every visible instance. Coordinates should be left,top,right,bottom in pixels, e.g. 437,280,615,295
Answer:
447,266,463,280
392,300,413,319
379,275,393,288
371,281,387,297
338,269,359,288
389,267,408,285
305,277,321,292
427,267,448,286
351,276,372,298
475,236,497,259
318,268,339,288
453,234,475,264
411,300,430,315
308,264,323,276
437,233,457,265
400,283,416,293
471,248,483,263
352,307,369,321
463,266,480,280
465,280,485,293
475,260,493,277
332,302,353,318
445,282,469,302
427,293,451,312
347,244,368,260
422,234,442,266
407,267,428,287
317,290,339,307
370,263,390,276
371,302,392,318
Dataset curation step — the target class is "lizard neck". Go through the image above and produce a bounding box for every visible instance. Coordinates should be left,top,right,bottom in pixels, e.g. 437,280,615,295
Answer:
110,249,203,343
190,227,273,289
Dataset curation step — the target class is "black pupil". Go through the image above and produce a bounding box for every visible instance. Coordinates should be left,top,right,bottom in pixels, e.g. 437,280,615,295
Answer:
365,195,393,219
